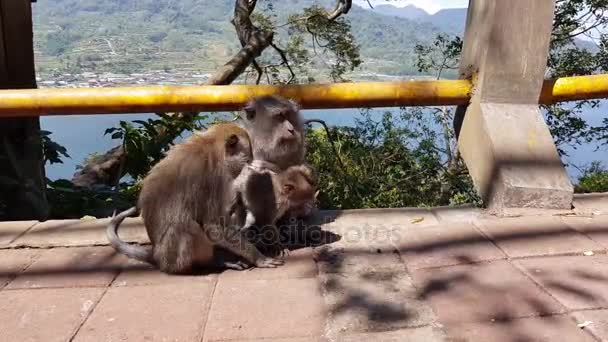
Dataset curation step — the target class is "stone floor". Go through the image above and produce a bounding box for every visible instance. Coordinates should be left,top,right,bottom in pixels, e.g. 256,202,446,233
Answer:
0,193,607,341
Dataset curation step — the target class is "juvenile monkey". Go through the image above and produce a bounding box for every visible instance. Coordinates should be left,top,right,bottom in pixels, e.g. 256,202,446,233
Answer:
107,123,283,274
231,164,316,255
239,95,317,220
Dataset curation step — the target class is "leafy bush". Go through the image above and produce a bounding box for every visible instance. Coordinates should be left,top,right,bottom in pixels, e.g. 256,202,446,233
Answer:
305,109,479,209
576,161,608,193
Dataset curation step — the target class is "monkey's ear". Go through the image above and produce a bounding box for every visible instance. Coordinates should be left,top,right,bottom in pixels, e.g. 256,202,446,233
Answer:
243,104,256,120
226,134,239,148
288,99,301,112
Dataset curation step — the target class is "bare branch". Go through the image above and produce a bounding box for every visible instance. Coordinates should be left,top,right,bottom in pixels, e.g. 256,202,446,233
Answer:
327,0,353,20
270,42,296,83
252,59,264,84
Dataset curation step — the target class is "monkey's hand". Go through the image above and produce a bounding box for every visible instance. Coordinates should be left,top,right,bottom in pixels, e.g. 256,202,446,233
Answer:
255,257,284,268
222,260,252,270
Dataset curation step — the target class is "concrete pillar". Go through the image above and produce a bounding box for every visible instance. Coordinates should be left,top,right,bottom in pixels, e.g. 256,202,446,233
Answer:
455,0,573,209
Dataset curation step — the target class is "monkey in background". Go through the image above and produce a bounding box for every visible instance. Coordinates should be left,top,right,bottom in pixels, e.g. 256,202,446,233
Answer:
231,163,317,255
107,123,284,274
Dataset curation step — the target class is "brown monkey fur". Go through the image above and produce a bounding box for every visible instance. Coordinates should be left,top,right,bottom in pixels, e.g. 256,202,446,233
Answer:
107,123,284,274
231,164,316,255
240,95,318,221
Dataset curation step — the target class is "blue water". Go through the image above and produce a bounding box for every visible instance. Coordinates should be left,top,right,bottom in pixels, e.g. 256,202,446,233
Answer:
41,104,608,183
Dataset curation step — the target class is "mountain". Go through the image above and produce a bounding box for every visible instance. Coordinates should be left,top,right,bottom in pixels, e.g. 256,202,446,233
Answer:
364,4,466,34
31,0,445,79
426,8,468,34
371,4,430,21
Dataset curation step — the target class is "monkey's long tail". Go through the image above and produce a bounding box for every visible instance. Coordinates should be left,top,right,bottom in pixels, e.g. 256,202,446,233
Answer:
106,206,155,264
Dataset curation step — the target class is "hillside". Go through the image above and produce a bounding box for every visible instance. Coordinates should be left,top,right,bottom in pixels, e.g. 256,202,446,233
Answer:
372,4,430,21
31,0,455,82
366,5,467,34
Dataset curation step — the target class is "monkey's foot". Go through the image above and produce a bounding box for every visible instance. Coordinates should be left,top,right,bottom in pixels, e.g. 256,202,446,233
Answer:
262,240,288,258
255,257,284,268
222,261,251,270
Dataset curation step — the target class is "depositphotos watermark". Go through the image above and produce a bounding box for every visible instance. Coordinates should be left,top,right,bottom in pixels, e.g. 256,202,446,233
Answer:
204,216,403,248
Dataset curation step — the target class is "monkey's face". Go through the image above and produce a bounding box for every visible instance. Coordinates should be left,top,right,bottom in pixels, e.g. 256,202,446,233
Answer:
280,166,316,207
224,133,253,179
242,95,304,166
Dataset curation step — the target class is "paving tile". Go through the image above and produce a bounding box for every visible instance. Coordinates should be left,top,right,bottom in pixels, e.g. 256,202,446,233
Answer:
411,260,564,324
562,215,608,249
204,278,326,341
73,282,214,342
227,338,328,342
0,288,105,342
396,223,506,270
314,227,438,334
112,256,219,286
6,246,123,289
572,309,608,341
319,267,436,333
220,248,318,281
573,193,608,215
315,244,406,276
10,217,148,248
444,315,596,342
0,220,37,246
431,205,482,224
516,255,608,310
0,248,40,288
329,208,439,228
476,216,603,258
338,326,447,342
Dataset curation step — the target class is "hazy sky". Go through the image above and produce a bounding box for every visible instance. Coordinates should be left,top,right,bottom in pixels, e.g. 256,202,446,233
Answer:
353,0,469,14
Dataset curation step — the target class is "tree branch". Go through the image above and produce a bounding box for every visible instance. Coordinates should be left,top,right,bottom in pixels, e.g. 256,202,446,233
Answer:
72,0,275,188
327,0,353,20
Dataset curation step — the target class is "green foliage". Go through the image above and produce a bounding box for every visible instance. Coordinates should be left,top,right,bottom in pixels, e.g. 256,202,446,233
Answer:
305,109,479,209
46,178,136,219
287,6,362,81
40,130,70,165
575,161,608,193
543,0,608,154
105,113,209,179
414,34,462,78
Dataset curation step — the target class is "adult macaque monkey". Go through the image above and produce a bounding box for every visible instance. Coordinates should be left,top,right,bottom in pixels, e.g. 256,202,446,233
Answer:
240,95,318,220
241,95,306,171
107,123,283,274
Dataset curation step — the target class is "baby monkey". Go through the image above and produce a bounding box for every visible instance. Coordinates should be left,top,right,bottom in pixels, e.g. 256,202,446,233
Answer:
231,164,316,256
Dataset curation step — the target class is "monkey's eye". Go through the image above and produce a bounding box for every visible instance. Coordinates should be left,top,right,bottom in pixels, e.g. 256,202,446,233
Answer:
283,184,294,193
244,106,256,120
226,134,239,148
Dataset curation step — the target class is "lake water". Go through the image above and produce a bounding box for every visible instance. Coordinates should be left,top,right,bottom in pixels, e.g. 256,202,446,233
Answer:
41,103,608,184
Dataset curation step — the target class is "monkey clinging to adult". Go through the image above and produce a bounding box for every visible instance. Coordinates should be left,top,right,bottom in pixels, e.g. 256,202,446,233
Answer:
106,123,284,274
231,163,317,256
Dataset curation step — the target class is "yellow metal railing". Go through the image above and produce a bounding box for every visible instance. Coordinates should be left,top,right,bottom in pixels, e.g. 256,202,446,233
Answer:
0,74,606,117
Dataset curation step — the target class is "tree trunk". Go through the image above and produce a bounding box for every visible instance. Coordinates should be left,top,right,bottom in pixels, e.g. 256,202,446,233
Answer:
0,0,49,220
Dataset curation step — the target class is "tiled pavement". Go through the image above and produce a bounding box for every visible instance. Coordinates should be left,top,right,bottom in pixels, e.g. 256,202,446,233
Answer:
0,195,607,341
